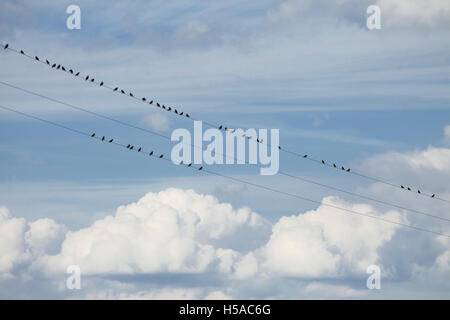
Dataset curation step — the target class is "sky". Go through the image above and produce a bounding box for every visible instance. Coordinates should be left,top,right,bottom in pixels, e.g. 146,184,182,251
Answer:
0,0,449,299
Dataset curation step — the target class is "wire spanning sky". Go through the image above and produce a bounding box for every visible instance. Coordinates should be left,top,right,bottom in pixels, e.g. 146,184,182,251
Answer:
0,0,450,299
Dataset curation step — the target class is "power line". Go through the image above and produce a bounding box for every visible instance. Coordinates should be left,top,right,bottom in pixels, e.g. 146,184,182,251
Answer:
1,43,448,202
1,102,449,238
1,80,448,222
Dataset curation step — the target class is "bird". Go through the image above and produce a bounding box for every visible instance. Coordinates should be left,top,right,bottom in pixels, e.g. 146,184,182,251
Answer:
346,168,350,172
100,81,104,86
113,87,118,91
126,144,131,149
417,190,421,194
168,107,172,111
108,139,113,143
149,100,153,104
159,154,163,158
101,136,105,141
75,72,80,76
180,112,184,116
142,97,146,102
186,114,190,118
20,50,24,54
174,109,178,114
333,164,337,168
407,187,411,191
121,90,125,94
129,93,134,97
256,139,260,143
69,69,73,74
56,65,60,70
303,155,307,158
188,163,192,167
199,166,203,171
341,166,345,171
278,146,281,149
138,147,141,152
157,103,161,107
91,133,95,137
85,75,89,80
46,60,50,65
4,44,8,49
162,106,166,109
219,125,223,130
149,151,153,156
130,146,134,150
322,160,325,164
35,56,39,61
431,194,435,198
401,185,405,189
91,78,95,82
61,66,66,71
52,63,56,68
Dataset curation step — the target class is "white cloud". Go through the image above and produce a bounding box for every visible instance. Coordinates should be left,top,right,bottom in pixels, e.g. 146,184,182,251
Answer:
304,282,368,298
143,111,170,132
36,188,269,276
261,197,403,278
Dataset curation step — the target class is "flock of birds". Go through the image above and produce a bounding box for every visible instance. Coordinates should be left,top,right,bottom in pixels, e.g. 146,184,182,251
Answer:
2,43,438,199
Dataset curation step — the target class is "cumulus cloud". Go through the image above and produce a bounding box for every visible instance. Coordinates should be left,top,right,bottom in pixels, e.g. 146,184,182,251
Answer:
260,197,403,278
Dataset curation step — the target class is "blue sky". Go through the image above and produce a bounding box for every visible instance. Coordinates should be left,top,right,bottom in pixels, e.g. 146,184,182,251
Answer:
0,0,450,299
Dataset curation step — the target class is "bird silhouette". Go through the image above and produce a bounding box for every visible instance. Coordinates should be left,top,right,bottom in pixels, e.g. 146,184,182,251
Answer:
108,139,113,143
56,65,60,70
407,187,411,191
129,93,134,97
303,155,307,158
168,107,172,111
52,63,56,68
278,146,281,149
175,109,178,114
91,133,95,137
101,136,105,141
162,106,166,109
35,56,39,61
401,185,405,189
85,75,89,80
142,98,146,102
75,72,80,76
46,60,50,65
100,82,104,86
159,154,163,158
149,100,153,104
417,190,421,194
130,146,134,150
219,125,223,130
61,66,66,71
186,114,190,118
432,194,435,198
180,112,184,116
126,144,131,149
20,50,24,54
113,87,118,91
121,90,125,94
341,166,345,171
69,69,73,74
91,78,95,82
149,151,153,156
333,164,337,168
346,168,350,172
157,103,161,107
138,147,141,152
199,166,203,170
188,163,192,167
4,44,8,49
322,160,325,164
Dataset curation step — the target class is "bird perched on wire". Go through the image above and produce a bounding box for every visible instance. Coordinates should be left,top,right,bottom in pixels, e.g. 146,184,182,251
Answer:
142,97,146,102
303,155,307,158
322,160,325,164
61,66,66,71
159,154,163,158
52,63,56,68
186,114,190,118
149,100,153,104
129,93,134,97
69,69,73,74
138,147,141,152
75,72,80,76
90,78,95,82
113,87,118,91
101,136,105,141
85,75,89,80
108,139,113,143
100,82,104,86
121,90,125,94
4,44,8,49
20,50,24,54
199,166,203,170
431,194,435,198
46,60,50,65
35,56,39,61
126,144,131,149
346,168,350,172
91,133,95,137
149,151,153,156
